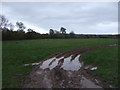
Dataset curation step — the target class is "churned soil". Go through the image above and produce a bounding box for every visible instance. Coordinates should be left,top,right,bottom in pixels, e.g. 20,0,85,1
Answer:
23,43,118,89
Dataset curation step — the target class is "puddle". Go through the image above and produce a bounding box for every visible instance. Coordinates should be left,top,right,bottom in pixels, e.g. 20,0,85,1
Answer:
109,43,118,47
40,57,56,69
61,55,82,71
81,76,103,88
49,57,64,70
23,62,40,66
40,55,82,71
40,57,64,70
31,63,40,66
24,64,30,66
90,67,97,71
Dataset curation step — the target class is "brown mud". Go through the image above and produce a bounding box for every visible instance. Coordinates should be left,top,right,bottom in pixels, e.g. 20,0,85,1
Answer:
23,43,118,89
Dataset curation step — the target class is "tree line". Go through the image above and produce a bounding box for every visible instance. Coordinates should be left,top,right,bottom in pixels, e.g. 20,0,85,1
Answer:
0,15,119,40
1,15,77,40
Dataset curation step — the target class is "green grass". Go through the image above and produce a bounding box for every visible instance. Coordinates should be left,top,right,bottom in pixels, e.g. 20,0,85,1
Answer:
82,46,118,87
2,38,118,88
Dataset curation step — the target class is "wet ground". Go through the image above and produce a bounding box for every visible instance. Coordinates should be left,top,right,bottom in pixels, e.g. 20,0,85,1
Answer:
23,43,118,88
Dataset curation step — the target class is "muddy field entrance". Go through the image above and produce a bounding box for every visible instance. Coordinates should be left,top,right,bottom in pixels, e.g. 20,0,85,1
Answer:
23,43,118,88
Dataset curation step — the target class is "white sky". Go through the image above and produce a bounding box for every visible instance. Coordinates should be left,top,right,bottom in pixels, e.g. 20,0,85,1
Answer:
1,2,118,34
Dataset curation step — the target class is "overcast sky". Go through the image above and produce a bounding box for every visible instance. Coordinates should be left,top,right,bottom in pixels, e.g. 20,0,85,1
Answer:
1,2,118,34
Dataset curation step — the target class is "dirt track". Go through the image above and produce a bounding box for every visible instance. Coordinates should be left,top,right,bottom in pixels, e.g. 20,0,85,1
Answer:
23,43,118,89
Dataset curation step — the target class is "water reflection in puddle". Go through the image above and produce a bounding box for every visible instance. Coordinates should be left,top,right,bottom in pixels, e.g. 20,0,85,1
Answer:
61,55,82,71
40,57,56,69
40,55,82,71
81,76,103,88
49,57,64,70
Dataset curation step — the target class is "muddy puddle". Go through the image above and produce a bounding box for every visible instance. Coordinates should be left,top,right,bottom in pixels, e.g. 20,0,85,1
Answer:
24,43,118,88
24,55,104,88
40,55,82,71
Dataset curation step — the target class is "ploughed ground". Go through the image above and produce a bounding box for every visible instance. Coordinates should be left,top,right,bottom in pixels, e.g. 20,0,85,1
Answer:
23,43,118,89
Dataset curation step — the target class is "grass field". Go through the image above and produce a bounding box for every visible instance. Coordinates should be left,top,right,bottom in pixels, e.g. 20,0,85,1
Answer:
2,38,118,88
82,46,118,86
